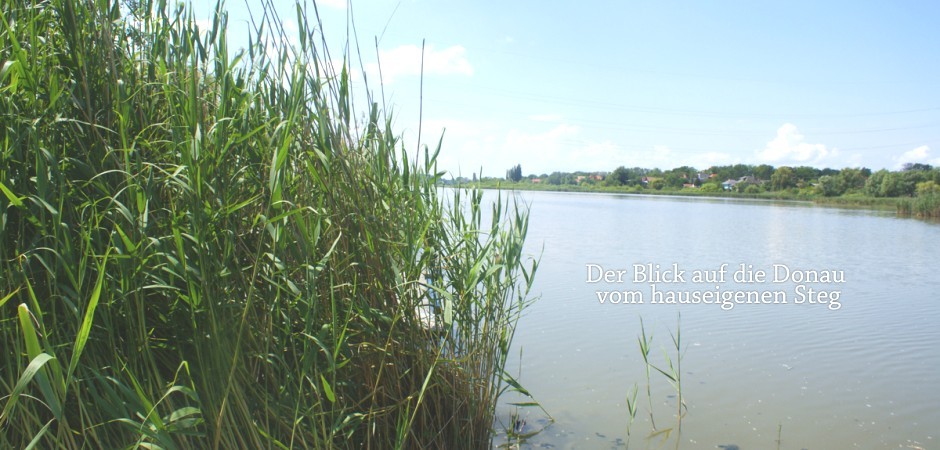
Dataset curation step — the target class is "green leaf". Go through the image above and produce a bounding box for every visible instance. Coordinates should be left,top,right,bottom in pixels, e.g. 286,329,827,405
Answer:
0,289,19,309
0,353,55,427
24,419,54,450
0,180,24,207
17,304,41,361
443,294,453,327
501,371,531,397
68,249,110,383
319,375,336,403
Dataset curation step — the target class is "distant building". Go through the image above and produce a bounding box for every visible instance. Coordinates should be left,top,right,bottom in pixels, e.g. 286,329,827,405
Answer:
723,175,761,190
697,172,716,181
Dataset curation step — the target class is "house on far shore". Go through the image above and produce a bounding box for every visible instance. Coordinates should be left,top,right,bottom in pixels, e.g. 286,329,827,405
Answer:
697,172,717,182
575,173,604,184
641,176,661,186
723,175,762,190
531,178,542,184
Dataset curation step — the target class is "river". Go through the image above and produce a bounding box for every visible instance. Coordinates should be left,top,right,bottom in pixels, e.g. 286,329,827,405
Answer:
493,190,940,449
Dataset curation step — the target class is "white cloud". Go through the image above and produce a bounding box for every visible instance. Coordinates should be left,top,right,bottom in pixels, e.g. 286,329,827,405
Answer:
616,145,732,171
895,145,940,168
502,124,581,171
424,118,742,176
422,120,597,176
367,44,473,83
756,123,834,165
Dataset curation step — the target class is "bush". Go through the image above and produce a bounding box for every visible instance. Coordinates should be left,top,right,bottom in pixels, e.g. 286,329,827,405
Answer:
0,1,537,448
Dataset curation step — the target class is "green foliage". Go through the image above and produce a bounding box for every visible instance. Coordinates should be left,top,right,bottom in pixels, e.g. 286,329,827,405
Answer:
816,175,846,197
0,1,537,448
898,193,940,218
605,166,628,186
753,164,775,181
771,166,796,190
506,164,523,182
916,180,940,196
699,182,721,193
839,168,866,192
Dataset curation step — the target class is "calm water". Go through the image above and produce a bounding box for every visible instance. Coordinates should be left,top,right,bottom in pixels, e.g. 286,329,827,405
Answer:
492,190,940,449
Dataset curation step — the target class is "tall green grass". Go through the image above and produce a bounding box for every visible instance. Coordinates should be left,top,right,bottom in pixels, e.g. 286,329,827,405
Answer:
897,194,940,218
0,0,537,448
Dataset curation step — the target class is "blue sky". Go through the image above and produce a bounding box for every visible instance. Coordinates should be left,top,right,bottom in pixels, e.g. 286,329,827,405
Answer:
205,0,940,176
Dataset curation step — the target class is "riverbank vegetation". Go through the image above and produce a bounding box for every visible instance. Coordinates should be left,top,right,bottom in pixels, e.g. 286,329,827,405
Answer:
0,0,537,448
470,163,940,217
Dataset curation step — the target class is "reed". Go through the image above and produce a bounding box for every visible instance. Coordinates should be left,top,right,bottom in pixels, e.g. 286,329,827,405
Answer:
628,315,686,447
0,0,537,448
637,317,656,430
897,194,940,218
624,383,639,439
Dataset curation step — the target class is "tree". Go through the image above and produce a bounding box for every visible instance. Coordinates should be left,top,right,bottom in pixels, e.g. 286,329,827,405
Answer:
663,171,685,188
731,164,752,179
916,180,940,196
839,168,866,192
816,175,846,197
753,164,775,181
700,182,721,193
902,162,933,172
506,164,522,182
879,172,915,197
605,166,630,186
865,170,888,197
793,166,820,185
771,166,796,190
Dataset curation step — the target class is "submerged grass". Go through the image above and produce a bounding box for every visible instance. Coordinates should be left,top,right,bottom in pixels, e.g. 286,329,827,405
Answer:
0,0,537,448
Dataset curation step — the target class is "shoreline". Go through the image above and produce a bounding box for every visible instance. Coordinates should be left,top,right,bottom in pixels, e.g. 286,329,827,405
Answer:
456,181,901,212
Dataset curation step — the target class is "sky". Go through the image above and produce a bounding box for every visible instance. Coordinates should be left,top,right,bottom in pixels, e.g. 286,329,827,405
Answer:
201,0,940,177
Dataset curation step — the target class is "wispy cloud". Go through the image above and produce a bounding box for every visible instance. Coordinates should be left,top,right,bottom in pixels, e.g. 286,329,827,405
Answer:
756,123,834,166
894,145,940,168
367,44,473,83
620,145,732,170
425,118,742,176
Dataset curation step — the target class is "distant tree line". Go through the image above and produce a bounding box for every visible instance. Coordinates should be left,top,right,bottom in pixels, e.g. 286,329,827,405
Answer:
499,162,940,198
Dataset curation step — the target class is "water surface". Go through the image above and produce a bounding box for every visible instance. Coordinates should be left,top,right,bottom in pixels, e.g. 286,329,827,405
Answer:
494,191,939,449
